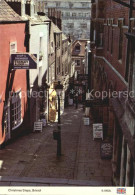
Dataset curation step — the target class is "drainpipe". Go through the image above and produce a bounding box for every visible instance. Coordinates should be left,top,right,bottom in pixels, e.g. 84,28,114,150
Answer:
125,0,133,81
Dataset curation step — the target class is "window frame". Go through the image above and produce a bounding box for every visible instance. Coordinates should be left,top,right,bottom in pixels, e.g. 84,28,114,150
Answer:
75,59,81,66
10,42,17,54
11,90,22,130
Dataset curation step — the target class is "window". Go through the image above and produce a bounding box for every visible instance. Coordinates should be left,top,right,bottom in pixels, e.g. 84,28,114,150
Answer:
56,2,60,7
75,44,81,52
72,13,76,17
99,33,103,47
65,12,70,17
67,23,74,28
78,13,83,17
84,13,89,17
93,29,96,42
107,26,110,51
111,28,114,54
77,70,80,75
3,104,10,140
82,3,87,7
10,42,17,54
11,90,22,130
118,21,123,60
39,37,43,61
81,23,87,29
75,60,80,66
69,2,73,8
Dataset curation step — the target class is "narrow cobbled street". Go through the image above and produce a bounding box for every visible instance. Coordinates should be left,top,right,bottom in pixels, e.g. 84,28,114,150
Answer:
0,105,112,186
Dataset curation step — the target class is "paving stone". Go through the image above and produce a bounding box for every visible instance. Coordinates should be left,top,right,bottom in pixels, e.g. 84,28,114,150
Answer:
0,181,11,186
0,105,112,186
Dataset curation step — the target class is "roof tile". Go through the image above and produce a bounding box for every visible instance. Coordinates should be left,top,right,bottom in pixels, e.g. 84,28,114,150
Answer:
0,0,23,22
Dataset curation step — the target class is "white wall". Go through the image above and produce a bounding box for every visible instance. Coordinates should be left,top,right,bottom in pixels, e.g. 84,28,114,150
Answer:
29,22,49,87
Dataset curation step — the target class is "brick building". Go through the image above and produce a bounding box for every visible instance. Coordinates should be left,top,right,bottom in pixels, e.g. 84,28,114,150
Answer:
72,39,88,75
0,0,28,146
90,0,135,186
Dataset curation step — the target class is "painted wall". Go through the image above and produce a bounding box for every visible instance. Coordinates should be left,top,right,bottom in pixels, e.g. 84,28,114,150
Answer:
29,23,49,87
0,23,27,144
29,21,49,127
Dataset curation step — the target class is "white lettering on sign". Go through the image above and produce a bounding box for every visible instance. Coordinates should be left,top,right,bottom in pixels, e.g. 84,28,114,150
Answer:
14,60,29,66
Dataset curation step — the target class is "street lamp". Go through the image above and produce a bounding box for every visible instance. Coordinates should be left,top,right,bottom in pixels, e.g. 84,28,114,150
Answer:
55,81,63,124
54,81,63,156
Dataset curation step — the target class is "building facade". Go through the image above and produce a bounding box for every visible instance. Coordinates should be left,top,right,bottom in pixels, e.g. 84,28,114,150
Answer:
90,0,135,186
0,0,28,146
5,0,50,130
72,39,88,75
43,0,91,40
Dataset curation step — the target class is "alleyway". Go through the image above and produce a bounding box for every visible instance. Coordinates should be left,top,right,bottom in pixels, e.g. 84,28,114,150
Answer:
0,105,112,186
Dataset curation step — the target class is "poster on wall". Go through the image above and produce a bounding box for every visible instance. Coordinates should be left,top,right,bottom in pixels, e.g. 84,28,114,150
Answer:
100,142,113,159
93,123,103,140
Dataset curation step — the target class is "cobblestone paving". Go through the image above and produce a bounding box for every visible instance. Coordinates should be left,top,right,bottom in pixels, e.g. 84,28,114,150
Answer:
0,105,112,185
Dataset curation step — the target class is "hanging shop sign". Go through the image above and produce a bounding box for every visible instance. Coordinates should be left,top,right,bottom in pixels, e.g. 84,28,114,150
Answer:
93,123,103,140
100,142,113,159
11,53,37,69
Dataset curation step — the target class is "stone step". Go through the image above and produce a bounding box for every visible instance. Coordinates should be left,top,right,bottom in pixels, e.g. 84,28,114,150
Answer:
0,176,112,186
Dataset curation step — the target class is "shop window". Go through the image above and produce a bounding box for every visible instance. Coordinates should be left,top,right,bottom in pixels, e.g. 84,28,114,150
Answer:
11,90,22,130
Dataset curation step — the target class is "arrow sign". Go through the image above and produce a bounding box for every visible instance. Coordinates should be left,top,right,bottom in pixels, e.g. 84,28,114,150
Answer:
10,53,37,69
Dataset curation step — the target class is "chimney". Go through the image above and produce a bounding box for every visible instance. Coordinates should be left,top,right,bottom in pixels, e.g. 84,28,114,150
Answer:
5,0,26,17
21,0,26,17
57,11,62,30
30,0,34,17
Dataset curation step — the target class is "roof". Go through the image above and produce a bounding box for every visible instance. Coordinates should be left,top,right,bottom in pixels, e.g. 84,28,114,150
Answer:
0,0,24,22
39,15,51,22
62,33,68,40
72,39,89,56
23,14,50,24
52,22,62,33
